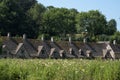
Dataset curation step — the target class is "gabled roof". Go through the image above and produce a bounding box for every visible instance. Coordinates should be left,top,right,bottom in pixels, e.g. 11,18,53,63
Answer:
109,44,120,53
37,45,49,58
14,43,31,58
70,42,85,58
37,46,43,55
30,40,51,54
49,48,63,58
55,41,70,54
59,50,64,54
2,37,17,53
22,39,37,56
73,42,92,52
15,43,24,54
50,48,55,56
87,43,107,56
41,41,51,53
50,42,63,51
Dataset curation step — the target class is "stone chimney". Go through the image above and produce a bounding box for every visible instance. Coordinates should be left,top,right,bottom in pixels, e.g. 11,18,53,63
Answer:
69,37,71,43
7,33,11,39
51,37,54,42
83,38,86,43
79,49,81,55
41,36,44,41
23,34,26,40
69,48,72,54
113,40,116,45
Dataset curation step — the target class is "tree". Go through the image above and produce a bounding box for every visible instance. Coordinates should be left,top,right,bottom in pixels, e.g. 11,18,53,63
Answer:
106,19,117,35
42,8,77,38
0,0,20,35
0,0,38,38
76,10,107,38
17,0,37,12
111,31,120,44
27,3,46,38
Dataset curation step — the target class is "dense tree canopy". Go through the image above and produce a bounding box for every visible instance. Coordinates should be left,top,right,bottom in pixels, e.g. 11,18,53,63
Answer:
106,19,117,35
42,8,77,38
0,0,118,41
76,10,107,38
0,0,40,38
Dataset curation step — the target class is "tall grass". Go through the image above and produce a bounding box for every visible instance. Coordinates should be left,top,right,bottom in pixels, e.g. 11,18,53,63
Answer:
0,59,120,80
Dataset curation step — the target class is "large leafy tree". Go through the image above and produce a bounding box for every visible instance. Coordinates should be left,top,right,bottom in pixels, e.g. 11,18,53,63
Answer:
42,8,77,38
106,19,117,35
0,0,22,35
26,3,46,38
0,0,38,38
76,10,107,38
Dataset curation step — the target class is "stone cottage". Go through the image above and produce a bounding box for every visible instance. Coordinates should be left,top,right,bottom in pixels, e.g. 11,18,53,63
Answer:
1,33,120,59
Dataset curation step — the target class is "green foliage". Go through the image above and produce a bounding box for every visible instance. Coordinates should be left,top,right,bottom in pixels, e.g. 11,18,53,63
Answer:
111,31,120,44
0,0,117,40
97,34,111,41
42,8,77,38
76,10,107,38
0,59,120,80
106,19,117,35
0,0,40,38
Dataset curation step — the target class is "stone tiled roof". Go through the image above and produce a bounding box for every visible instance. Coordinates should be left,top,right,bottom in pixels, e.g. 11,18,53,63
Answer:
2,37,17,52
53,41,76,58
15,43,24,54
1,36,120,59
49,42,63,52
22,39,37,56
74,42,91,53
110,44,120,53
87,43,107,56
55,41,70,54
70,42,84,58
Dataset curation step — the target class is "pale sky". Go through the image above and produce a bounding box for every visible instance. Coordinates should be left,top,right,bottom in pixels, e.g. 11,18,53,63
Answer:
37,0,120,31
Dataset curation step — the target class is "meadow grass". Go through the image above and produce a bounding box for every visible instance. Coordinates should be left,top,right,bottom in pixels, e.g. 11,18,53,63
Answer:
0,59,120,80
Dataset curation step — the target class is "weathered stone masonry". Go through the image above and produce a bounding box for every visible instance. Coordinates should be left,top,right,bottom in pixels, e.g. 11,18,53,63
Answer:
1,33,120,59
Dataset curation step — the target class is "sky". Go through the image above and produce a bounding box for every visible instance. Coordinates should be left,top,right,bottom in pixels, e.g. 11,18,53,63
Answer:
38,0,120,31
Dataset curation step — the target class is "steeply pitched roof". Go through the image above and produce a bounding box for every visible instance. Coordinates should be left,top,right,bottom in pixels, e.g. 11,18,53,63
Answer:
11,37,39,56
15,43,24,54
49,42,63,52
110,44,120,53
50,48,55,56
22,39,37,56
87,43,107,56
73,42,92,53
37,46,43,55
69,42,84,58
2,37,17,53
55,41,71,54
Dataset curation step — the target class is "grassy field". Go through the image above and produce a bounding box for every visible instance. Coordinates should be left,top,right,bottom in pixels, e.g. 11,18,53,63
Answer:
0,59,120,80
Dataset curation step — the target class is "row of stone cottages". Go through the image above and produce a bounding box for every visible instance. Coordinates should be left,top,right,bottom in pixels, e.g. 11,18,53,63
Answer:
0,33,120,59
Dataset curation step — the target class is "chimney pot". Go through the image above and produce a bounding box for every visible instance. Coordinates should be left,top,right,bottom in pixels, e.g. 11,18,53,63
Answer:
23,34,26,40
7,33,11,38
51,37,54,42
113,40,116,45
83,38,86,43
41,36,44,41
69,37,71,43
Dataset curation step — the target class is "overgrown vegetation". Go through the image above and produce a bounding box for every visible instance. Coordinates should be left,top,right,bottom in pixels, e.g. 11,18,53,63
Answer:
0,0,117,42
0,59,120,80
